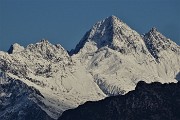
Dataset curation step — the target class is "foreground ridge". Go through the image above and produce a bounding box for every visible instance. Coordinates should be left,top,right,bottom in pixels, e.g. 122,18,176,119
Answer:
59,81,180,120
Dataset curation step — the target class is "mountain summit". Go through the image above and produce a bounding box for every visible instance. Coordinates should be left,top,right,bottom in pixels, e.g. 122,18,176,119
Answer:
71,15,147,55
144,27,180,60
7,43,24,54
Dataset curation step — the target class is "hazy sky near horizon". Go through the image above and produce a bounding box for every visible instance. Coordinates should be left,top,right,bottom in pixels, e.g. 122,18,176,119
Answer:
0,0,180,51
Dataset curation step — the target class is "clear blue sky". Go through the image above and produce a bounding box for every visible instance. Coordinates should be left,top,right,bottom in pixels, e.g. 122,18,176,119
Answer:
0,0,180,51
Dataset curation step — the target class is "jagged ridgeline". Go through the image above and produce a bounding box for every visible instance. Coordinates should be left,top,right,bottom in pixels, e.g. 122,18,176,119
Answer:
0,16,179,120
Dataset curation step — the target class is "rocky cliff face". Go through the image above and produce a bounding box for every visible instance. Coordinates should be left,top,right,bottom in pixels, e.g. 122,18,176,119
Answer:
59,81,180,120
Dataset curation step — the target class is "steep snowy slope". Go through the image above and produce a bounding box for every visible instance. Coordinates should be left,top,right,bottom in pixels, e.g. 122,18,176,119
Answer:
0,40,105,119
72,15,179,95
0,71,53,120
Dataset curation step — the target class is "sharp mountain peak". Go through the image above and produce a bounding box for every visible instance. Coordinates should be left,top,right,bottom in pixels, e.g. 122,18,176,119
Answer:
7,43,24,54
71,15,146,55
149,27,158,33
103,15,123,24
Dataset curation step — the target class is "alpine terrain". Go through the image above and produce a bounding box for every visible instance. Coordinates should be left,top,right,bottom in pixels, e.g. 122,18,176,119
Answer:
0,15,179,119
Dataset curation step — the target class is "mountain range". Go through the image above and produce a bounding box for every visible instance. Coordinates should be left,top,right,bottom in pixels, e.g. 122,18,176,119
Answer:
0,15,179,119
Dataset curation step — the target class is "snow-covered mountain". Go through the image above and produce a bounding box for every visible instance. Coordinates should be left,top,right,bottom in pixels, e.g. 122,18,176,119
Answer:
0,15,179,119
0,40,105,119
71,15,179,95
71,15,147,55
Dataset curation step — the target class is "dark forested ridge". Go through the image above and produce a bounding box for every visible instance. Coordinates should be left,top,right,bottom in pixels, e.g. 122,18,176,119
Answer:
59,81,180,120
